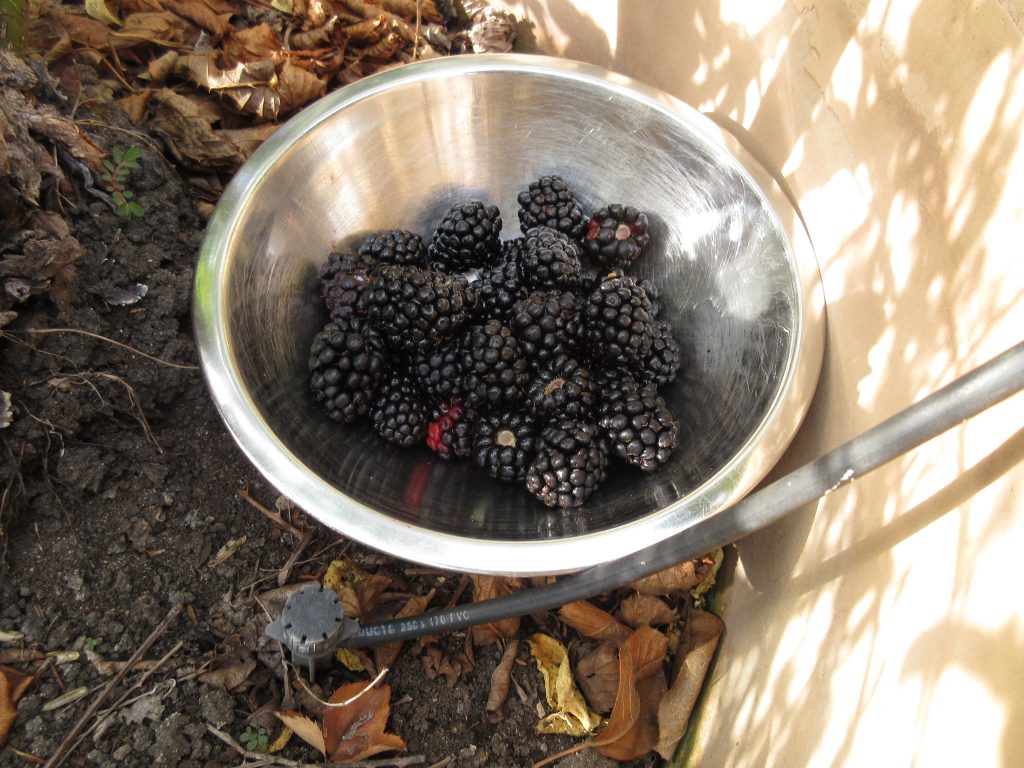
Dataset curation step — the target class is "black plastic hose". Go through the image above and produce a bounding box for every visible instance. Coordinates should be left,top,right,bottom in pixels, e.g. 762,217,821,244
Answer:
342,340,1024,648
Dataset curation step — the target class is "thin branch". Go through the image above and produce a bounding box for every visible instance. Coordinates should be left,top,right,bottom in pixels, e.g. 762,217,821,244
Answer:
239,485,305,537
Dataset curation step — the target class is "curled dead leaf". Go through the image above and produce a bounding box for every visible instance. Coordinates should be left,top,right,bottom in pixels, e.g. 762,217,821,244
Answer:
628,559,701,596
618,594,678,629
374,588,435,670
485,639,519,723
470,576,522,646
575,641,619,715
558,600,631,645
277,61,326,114
162,0,235,36
323,682,406,763
148,89,247,170
174,53,281,120
274,710,325,756
0,665,34,747
526,633,602,737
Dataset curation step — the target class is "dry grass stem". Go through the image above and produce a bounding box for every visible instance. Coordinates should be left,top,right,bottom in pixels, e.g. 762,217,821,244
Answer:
5,328,198,370
239,485,305,537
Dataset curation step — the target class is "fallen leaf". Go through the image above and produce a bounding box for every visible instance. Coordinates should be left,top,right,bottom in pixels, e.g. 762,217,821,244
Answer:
208,534,247,567
110,11,190,49
274,710,325,756
690,548,725,608
277,61,326,115
200,658,257,691
85,0,120,26
656,608,725,759
629,560,701,596
219,124,279,161
618,594,678,629
526,633,602,737
374,588,435,670
345,572,394,623
380,0,443,23
174,53,282,120
323,682,406,762
117,89,151,123
162,0,235,36
41,685,89,712
147,89,246,170
558,600,631,644
223,23,283,63
575,641,618,715
0,665,33,747
141,51,179,82
420,645,465,687
323,559,369,595
485,639,519,723
470,576,522,646
335,647,365,672
589,626,669,761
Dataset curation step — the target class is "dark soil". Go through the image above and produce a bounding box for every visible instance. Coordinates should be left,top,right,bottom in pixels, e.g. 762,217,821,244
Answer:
0,102,651,768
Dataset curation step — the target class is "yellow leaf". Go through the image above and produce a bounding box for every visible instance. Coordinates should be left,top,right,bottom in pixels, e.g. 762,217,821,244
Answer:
85,0,120,26
271,0,294,13
273,711,325,757
267,726,292,754
335,647,365,672
690,548,724,608
526,634,602,736
323,559,368,596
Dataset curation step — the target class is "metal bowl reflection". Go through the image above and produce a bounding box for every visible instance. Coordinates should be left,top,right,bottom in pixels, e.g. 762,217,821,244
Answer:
193,54,825,575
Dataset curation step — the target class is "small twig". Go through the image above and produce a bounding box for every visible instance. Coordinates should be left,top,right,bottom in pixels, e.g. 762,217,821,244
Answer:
278,529,316,587
2,328,197,370
290,665,389,708
239,485,304,537
425,759,452,768
43,602,183,768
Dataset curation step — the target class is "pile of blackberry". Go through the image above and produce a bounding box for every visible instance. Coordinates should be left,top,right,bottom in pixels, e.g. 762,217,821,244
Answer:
307,175,682,509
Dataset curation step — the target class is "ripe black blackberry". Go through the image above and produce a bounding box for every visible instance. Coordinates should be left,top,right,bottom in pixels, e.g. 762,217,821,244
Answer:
428,201,503,272
308,316,387,423
501,236,527,264
475,260,528,322
638,320,681,386
359,265,478,354
473,411,537,482
598,376,678,472
582,270,657,366
527,354,596,422
358,229,427,268
519,226,583,290
583,204,650,269
517,175,586,241
510,289,580,365
370,373,429,447
319,249,374,319
460,319,530,408
426,400,475,460
411,337,464,404
525,420,609,509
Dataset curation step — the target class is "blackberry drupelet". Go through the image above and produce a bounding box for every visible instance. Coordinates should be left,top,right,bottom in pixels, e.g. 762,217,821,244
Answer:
517,175,586,241
358,229,427,268
370,373,429,447
428,201,503,272
359,264,478,354
426,400,476,460
527,354,596,422
473,411,537,482
525,420,609,509
638,320,681,386
510,289,580,365
501,236,527,264
475,259,528,322
461,319,530,408
583,204,650,269
411,337,465,404
308,316,387,423
582,270,657,366
319,249,374,319
519,226,583,290
598,375,678,472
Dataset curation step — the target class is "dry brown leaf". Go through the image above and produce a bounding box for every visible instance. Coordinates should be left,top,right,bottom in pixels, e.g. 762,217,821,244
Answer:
420,645,466,687
323,682,406,763
589,626,669,761
277,61,326,114
0,665,34,747
575,641,618,715
485,639,519,723
223,23,283,63
174,53,282,120
345,572,394,623
117,89,151,122
38,4,113,49
343,15,385,43
274,710,326,756
199,657,257,691
85,0,121,26
148,89,246,170
373,588,436,670
526,633,602,737
656,608,724,759
618,594,678,629
379,0,442,24
142,50,179,82
558,600,631,645
219,123,278,160
110,11,190,49
162,0,235,36
470,576,521,646
628,560,701,596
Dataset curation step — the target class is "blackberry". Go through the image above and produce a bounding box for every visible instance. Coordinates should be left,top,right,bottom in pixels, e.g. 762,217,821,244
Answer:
370,374,429,447
360,265,478,354
428,201,503,272
460,319,530,408
308,316,388,423
583,205,650,269
582,270,656,366
510,289,580,365
519,226,583,290
501,236,527,264
525,420,609,509
637,320,680,386
527,354,596,422
319,249,374,319
358,229,427,268
473,411,537,482
474,259,527,322
517,175,586,241
411,337,464,404
426,400,475,460
598,378,678,472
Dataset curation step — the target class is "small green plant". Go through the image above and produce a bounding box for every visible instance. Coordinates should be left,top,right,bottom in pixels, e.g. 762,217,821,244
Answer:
101,146,145,219
239,725,269,752
82,636,100,652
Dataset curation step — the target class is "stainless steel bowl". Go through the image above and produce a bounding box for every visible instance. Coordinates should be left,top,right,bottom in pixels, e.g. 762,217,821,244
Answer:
194,54,825,576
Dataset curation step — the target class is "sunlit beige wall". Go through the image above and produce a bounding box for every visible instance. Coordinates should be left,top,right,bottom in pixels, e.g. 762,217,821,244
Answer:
498,1,1024,765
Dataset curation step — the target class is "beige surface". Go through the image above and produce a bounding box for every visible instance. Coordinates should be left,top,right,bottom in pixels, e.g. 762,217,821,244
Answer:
499,1,1024,765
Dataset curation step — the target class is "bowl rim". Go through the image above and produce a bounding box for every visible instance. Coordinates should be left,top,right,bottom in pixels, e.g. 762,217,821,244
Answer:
194,53,825,575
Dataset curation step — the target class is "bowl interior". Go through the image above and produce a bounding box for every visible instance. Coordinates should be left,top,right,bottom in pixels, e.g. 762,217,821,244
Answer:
197,56,821,574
